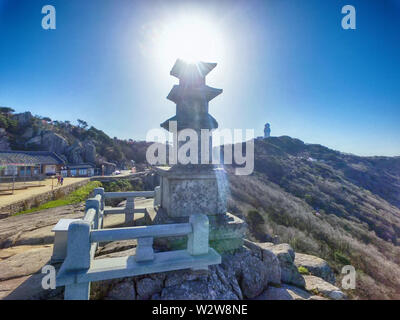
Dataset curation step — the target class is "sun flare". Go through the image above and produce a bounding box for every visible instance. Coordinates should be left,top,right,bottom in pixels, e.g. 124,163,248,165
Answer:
144,14,225,65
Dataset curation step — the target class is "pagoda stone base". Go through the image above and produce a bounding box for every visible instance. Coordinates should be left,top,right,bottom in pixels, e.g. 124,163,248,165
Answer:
152,207,247,253
156,165,228,218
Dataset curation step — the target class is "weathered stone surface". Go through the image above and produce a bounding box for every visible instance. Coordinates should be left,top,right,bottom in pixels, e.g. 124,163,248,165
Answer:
239,255,267,298
161,265,238,300
136,277,163,300
157,166,228,217
0,245,53,281
83,140,96,163
244,240,281,285
303,275,345,300
1,273,63,300
258,243,305,288
106,279,136,300
96,240,137,257
67,141,84,164
0,128,10,150
12,112,33,127
221,248,267,298
255,284,311,300
26,130,69,155
294,253,335,284
164,269,205,288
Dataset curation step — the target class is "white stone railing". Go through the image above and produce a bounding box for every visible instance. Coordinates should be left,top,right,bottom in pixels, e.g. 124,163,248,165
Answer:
102,189,156,224
52,187,221,300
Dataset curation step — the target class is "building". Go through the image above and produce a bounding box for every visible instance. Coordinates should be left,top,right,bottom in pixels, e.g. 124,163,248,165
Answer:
62,164,95,177
0,151,66,177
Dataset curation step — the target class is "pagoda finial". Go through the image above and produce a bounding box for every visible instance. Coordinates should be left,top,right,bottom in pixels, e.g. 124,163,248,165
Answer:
161,59,222,132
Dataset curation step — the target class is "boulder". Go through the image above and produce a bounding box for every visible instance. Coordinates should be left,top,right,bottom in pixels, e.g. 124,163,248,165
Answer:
106,279,136,300
294,253,335,284
164,269,205,288
303,275,345,300
161,267,239,300
250,242,304,288
26,130,69,155
239,255,268,298
244,240,281,285
67,141,84,164
41,131,69,155
136,277,163,300
255,284,311,300
83,140,96,163
221,248,267,298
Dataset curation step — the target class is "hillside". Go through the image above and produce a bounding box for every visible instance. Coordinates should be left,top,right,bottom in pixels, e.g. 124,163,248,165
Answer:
2,105,400,298
227,136,400,299
0,108,150,167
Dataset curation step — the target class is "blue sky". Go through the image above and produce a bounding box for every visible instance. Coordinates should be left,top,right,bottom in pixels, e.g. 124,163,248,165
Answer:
0,0,399,156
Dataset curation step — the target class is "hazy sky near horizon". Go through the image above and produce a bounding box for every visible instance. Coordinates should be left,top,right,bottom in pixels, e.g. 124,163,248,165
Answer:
0,0,399,156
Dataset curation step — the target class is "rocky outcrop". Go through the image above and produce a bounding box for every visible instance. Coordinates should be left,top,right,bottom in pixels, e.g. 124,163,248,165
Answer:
65,140,96,164
12,112,33,128
26,130,69,155
254,242,305,288
0,128,10,150
255,284,326,300
303,275,345,300
83,140,96,164
66,141,84,164
294,253,335,284
106,279,136,300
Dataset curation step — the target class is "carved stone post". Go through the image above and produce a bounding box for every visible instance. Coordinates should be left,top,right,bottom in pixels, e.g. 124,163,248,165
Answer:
62,220,91,300
125,197,135,224
135,237,155,262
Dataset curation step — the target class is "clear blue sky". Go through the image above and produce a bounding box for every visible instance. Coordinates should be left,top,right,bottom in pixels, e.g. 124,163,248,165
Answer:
0,0,399,156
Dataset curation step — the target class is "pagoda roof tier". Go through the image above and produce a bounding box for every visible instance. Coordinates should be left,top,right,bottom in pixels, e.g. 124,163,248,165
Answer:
160,113,218,132
170,59,217,80
167,85,223,104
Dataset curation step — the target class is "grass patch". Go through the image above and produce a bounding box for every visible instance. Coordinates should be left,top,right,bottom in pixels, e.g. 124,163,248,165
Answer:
298,266,310,275
14,181,102,216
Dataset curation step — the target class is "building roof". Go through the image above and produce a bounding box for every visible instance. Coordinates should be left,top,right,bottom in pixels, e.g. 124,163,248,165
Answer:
0,151,66,166
67,163,95,169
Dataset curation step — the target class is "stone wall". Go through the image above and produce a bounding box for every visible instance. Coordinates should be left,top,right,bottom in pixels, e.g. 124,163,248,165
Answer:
0,179,90,218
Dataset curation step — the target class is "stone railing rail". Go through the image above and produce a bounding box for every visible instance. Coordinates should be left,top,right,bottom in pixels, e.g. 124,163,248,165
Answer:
101,187,161,223
53,187,220,300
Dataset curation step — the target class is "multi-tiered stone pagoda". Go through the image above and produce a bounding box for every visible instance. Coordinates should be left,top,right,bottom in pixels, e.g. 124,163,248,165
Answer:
154,59,246,252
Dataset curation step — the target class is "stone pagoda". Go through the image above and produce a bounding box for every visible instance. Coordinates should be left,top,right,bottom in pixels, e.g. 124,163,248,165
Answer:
154,59,246,252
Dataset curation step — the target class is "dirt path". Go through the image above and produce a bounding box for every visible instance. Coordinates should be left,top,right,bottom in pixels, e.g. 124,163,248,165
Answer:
0,177,89,208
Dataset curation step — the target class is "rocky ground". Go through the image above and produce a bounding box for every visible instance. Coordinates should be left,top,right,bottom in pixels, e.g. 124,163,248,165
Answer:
0,201,346,300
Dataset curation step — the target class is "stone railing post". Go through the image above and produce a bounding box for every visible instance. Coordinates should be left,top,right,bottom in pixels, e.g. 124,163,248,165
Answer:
93,187,105,211
154,186,161,206
85,198,100,230
61,220,91,300
125,197,134,224
187,214,209,255
135,237,154,262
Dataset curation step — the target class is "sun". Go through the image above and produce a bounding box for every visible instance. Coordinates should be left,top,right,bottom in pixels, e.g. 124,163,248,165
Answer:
144,13,225,65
